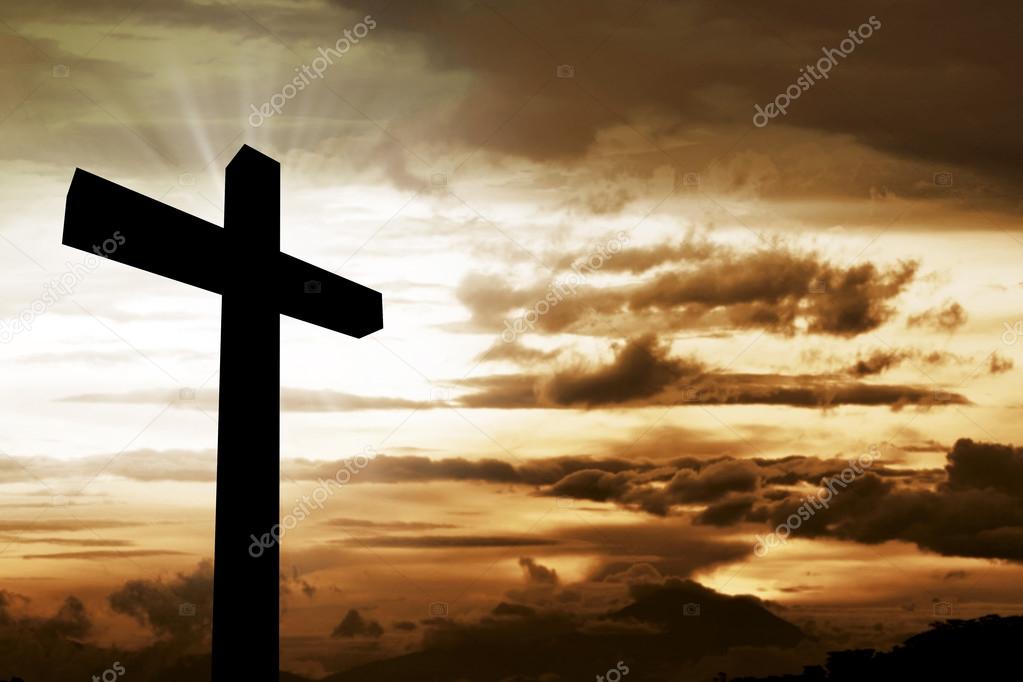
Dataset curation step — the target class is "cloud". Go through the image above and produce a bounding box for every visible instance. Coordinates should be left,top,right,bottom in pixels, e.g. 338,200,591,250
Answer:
44,596,92,639
21,549,186,560
319,0,1023,213
326,518,458,532
107,559,212,646
546,334,698,405
989,352,1014,374
0,591,92,639
519,557,559,586
749,439,1023,562
281,566,317,601
627,251,918,338
943,438,1023,498
0,450,219,484
907,301,968,332
0,519,140,532
601,562,664,586
844,347,982,377
457,242,919,339
475,339,560,364
427,437,1023,563
847,349,912,377
459,335,968,410
331,609,384,639
335,535,559,548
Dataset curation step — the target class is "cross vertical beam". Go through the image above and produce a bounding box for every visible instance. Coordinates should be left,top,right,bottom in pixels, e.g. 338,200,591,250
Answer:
211,146,281,680
62,144,384,680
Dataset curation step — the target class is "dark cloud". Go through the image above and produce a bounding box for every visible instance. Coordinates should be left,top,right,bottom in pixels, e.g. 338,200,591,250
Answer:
906,301,968,332
545,334,698,405
107,559,212,646
695,494,759,527
628,252,918,338
943,438,1023,498
44,596,92,639
519,557,559,586
421,437,1023,563
600,562,664,586
491,602,537,618
459,335,967,410
0,590,92,641
845,347,981,377
989,352,1014,375
281,566,317,601
458,243,919,339
288,452,648,487
847,349,911,377
749,439,1023,562
319,0,1023,212
331,609,384,639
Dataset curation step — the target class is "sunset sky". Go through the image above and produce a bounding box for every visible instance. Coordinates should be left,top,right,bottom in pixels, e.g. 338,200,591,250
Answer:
2,1,1023,679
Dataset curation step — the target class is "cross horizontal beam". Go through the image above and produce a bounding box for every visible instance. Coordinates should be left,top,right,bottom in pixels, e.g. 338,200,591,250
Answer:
63,168,382,338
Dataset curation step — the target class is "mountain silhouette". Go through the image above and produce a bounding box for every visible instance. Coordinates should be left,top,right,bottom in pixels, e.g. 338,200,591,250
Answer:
7,586,1020,680
732,614,1023,681
320,578,804,681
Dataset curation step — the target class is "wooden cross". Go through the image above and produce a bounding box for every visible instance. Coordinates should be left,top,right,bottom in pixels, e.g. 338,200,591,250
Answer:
62,145,383,681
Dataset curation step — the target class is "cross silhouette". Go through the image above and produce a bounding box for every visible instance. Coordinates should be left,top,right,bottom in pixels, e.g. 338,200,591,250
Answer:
62,145,383,681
